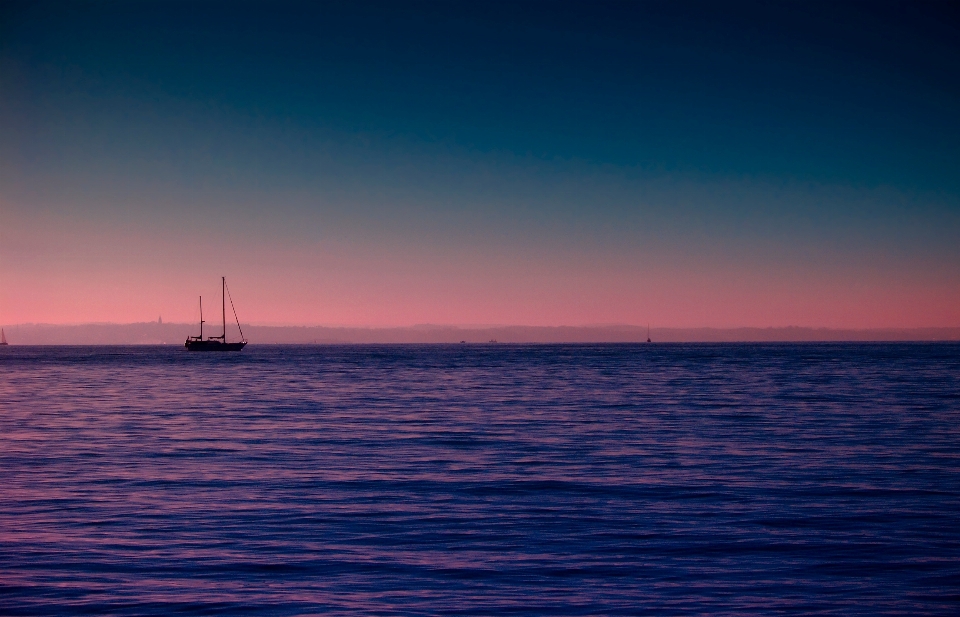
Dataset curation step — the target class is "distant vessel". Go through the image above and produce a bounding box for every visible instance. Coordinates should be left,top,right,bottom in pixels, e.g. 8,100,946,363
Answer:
647,324,651,343
185,277,247,351
0,328,7,345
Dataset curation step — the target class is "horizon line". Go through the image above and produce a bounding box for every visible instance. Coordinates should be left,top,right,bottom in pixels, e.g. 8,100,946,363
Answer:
4,322,960,332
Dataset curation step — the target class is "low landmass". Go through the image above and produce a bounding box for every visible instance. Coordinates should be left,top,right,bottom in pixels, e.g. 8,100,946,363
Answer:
2,323,959,344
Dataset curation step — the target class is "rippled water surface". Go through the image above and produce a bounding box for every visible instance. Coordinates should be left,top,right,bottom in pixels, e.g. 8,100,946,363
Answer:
1,344,959,615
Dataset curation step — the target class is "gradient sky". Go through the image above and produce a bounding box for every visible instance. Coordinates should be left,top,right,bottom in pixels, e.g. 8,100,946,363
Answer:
2,1,959,328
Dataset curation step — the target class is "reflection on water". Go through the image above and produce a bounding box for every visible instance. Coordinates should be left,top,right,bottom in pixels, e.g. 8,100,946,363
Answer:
1,344,958,614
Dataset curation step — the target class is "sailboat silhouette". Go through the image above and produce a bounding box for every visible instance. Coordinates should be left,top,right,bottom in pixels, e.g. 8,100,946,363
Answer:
185,277,247,351
0,328,7,345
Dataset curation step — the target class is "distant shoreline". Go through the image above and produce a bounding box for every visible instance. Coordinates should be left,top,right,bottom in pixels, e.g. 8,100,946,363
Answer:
2,323,958,345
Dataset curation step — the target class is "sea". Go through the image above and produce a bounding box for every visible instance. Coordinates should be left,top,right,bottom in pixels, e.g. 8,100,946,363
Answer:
1,343,958,615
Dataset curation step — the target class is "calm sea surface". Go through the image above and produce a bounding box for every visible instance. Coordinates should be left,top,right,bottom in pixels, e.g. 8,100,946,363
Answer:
1,344,959,615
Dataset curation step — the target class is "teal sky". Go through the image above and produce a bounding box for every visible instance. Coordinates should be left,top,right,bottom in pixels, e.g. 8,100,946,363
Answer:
2,1,959,327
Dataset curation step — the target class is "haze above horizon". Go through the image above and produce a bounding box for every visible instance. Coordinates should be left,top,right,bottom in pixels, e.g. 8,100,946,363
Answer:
2,1,959,328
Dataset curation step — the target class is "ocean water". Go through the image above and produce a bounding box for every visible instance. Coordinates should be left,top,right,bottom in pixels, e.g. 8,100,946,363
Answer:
1,343,958,615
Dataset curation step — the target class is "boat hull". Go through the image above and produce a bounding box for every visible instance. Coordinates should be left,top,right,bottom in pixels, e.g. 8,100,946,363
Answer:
185,340,247,351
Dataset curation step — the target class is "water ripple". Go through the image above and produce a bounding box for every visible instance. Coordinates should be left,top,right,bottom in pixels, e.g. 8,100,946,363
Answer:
1,343,958,615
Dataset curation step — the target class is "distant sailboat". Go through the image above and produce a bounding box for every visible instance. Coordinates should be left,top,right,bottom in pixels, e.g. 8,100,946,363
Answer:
185,277,247,351
0,328,7,345
647,324,651,343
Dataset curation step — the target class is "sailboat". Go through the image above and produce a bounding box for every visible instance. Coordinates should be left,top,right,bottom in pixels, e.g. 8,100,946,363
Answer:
185,277,247,351
0,328,7,345
646,324,651,343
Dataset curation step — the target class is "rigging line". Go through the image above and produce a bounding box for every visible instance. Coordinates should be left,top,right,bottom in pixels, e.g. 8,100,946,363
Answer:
225,281,245,342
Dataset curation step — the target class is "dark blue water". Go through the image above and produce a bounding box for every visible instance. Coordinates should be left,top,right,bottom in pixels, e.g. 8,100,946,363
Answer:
1,344,959,615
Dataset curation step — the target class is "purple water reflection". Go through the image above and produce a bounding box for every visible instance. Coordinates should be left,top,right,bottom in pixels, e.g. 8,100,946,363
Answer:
1,344,958,614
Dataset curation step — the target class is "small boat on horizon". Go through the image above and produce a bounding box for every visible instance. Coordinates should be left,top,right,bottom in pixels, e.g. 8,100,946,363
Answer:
0,328,7,345
185,277,247,351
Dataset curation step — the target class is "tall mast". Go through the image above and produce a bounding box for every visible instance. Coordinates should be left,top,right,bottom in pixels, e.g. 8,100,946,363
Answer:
200,296,203,339
222,276,226,341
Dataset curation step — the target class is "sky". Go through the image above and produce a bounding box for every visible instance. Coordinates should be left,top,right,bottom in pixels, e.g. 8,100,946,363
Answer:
2,0,959,328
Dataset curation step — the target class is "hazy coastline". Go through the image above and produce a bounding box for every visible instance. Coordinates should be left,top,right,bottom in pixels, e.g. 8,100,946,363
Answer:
2,323,958,345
